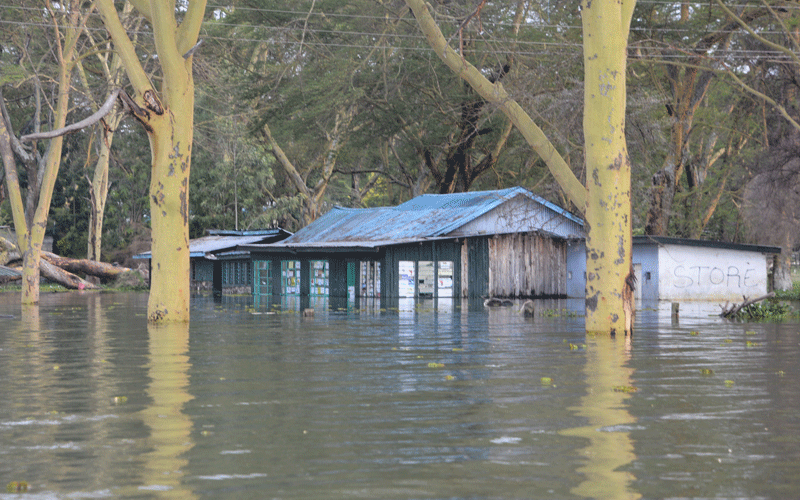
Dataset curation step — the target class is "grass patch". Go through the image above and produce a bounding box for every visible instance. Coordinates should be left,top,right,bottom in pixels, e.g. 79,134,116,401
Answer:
775,279,800,301
0,283,70,293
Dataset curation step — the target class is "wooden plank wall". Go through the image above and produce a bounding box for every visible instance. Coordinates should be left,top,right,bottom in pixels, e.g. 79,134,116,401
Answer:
487,232,567,297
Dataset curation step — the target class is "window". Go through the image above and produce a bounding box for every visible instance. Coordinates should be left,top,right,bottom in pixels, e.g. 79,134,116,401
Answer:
398,261,415,298
253,260,271,296
281,260,301,295
310,260,329,296
398,260,454,298
360,261,381,297
418,261,434,297
437,261,453,298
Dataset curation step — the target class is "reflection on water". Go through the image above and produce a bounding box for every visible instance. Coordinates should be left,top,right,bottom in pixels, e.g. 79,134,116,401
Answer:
139,323,195,499
561,336,640,500
0,292,799,499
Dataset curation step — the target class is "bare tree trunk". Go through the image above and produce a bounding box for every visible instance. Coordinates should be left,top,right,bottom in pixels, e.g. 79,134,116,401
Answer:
97,0,206,323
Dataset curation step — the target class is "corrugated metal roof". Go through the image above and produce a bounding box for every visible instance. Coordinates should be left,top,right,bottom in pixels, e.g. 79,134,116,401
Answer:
279,187,583,246
134,228,291,259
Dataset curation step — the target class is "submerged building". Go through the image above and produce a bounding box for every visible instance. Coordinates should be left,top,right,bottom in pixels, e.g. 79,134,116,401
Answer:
242,187,584,300
135,228,292,293
567,236,781,302
133,188,779,303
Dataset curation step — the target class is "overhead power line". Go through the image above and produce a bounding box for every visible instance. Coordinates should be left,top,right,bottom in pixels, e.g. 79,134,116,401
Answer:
0,2,797,62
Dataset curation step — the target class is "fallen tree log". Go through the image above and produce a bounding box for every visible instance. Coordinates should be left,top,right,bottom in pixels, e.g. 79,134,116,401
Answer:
40,252,139,281
40,258,99,290
0,235,19,266
0,274,21,285
719,292,776,318
1,235,142,289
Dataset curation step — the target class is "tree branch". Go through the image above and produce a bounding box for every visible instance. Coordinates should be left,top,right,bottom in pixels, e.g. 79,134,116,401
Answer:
96,0,153,96
20,89,121,142
177,0,208,56
404,0,586,211
261,123,311,197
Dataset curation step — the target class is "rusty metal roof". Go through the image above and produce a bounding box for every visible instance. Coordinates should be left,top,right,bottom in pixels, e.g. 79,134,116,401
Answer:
277,187,583,247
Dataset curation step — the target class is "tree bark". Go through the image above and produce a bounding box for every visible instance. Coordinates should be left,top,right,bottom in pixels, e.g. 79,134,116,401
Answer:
405,0,634,335
97,0,206,323
11,1,88,306
581,0,636,335
39,259,98,290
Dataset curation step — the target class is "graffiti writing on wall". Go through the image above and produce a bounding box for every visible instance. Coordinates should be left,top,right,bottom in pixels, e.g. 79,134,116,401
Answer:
672,265,759,289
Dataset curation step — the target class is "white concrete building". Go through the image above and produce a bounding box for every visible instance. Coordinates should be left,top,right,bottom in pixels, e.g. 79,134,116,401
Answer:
567,236,781,301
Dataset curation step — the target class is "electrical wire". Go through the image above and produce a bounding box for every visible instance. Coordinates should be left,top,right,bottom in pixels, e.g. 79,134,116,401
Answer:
0,2,797,62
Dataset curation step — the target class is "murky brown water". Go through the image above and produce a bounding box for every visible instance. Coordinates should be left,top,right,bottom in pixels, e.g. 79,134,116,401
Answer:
0,292,798,499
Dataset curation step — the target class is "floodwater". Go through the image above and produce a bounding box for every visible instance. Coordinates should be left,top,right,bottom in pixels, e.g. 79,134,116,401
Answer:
0,292,799,499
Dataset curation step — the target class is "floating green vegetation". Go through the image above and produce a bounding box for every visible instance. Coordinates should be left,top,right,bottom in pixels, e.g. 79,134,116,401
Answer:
700,368,714,375
731,301,794,321
540,308,582,318
689,330,700,336
113,396,128,404
6,481,28,493
612,385,637,393
427,362,445,368
540,377,553,386
746,340,760,347
724,380,735,387
445,375,455,381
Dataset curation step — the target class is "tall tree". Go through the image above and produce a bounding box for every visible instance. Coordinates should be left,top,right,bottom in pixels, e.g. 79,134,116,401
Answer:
96,0,206,323
637,1,783,236
405,0,635,335
78,2,140,265
1,0,94,303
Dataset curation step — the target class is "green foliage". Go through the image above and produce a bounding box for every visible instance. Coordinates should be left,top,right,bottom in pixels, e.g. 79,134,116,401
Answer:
108,270,148,291
731,300,794,321
775,280,800,301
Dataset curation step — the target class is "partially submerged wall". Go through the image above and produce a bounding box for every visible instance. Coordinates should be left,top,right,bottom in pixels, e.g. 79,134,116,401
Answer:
657,244,769,301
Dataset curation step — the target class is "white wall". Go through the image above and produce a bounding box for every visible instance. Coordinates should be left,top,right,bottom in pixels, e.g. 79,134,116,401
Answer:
657,244,769,300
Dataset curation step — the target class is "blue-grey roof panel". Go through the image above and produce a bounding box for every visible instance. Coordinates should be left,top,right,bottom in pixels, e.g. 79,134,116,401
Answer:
134,229,291,259
282,187,583,246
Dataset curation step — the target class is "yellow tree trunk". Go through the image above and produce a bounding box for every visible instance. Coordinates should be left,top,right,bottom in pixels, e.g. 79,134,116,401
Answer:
581,0,636,335
87,138,112,262
146,106,193,323
15,2,84,305
406,0,635,334
97,0,205,323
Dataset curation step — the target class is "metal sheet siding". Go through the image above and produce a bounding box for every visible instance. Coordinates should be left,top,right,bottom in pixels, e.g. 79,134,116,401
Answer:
466,237,490,298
